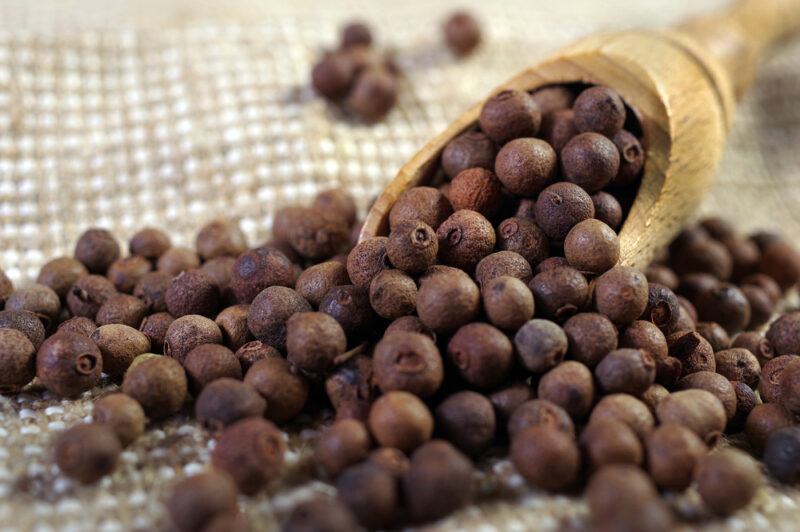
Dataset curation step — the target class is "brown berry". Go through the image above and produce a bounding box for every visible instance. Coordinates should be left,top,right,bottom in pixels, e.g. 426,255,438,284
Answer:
441,131,496,179
244,357,309,424
368,391,433,452
37,257,88,299
388,186,453,231
0,328,36,393
92,393,146,447
286,311,347,377
36,331,103,397
478,89,541,144
448,322,513,389
315,419,371,477
53,423,121,483
534,182,595,240
434,391,496,457
561,132,620,192
537,361,595,418
511,426,579,491
122,356,187,418
129,227,171,260
495,138,557,197
74,228,120,274
211,417,286,495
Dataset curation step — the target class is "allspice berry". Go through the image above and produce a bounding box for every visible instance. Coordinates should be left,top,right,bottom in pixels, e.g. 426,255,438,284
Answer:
594,266,649,325
166,471,239,532
758,242,800,290
534,182,595,240
295,261,350,307
715,348,761,388
373,331,443,398
448,168,503,218
695,449,762,515
448,322,513,389
36,331,103,397
620,320,669,360
95,293,148,328
287,207,349,260
129,227,171,260
368,391,433,452
247,286,311,350
612,130,645,186
478,89,541,144
402,440,474,522
311,52,356,99
441,131,496,179
196,218,247,261
74,228,121,274
531,85,576,115
764,426,800,484
435,391,496,457
495,138,557,197
537,361,595,418
443,11,481,56
122,356,187,419
511,425,579,491
286,311,347,377
495,217,549,267
57,316,97,338
386,220,438,274
514,319,568,373
369,269,417,319
695,321,731,352
235,340,281,373
779,357,800,415
490,382,536,424
0,328,36,393
436,209,496,271
347,237,390,288
106,255,152,294
319,285,375,338
195,378,266,431
656,389,726,444
766,311,800,356
646,423,706,490
564,219,620,275
230,246,296,304
561,132,620,192
667,330,716,375
164,315,223,365
585,465,673,532
760,355,798,404
211,417,286,495
591,191,623,230
589,393,654,439
138,312,174,353
388,186,453,231
244,357,309,424
90,324,151,378
36,257,89,299
475,251,532,288
184,344,242,394
563,312,618,367
67,274,117,319
482,275,534,331
166,269,220,318
282,497,362,532
572,86,626,137
580,419,643,468
348,68,398,123
133,271,172,313
315,419,372,477
595,348,656,396
529,266,589,322
416,267,480,334
677,371,737,420
92,393,146,447
0,309,46,349
508,398,575,439
326,354,376,421
215,304,253,351
52,423,121,484
6,283,61,329
694,283,751,334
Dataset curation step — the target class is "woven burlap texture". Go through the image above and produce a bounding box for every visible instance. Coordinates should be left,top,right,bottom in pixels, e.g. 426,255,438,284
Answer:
1,0,800,530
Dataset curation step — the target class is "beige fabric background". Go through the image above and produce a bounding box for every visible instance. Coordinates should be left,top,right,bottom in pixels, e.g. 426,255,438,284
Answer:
1,0,800,530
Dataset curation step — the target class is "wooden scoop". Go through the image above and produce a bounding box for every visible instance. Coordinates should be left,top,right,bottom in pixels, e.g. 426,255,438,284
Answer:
360,0,800,269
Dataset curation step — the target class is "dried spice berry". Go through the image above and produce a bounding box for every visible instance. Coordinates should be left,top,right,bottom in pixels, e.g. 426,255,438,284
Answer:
729,381,757,432
514,319,568,373
286,311,347,377
319,284,375,338
312,52,356,99
0,309,46,349
495,138,557,197
386,220,438,274
0,328,36,393
184,344,242,394
478,89,541,144
645,423,706,490
313,189,358,227
758,242,800,290
573,86,626,137
164,315,223,364
508,399,575,440
368,447,409,477
741,284,774,329
137,312,173,353
166,470,239,532
90,324,150,378
58,316,97,338
229,246,296,304
52,423,121,484
495,217,549,267
37,257,89,300
326,354,376,421
235,340,281,373
346,237,390,288
448,168,503,218
373,331,443,398
764,426,800,484
482,275,535,331
122,356,187,419
36,331,103,397
448,322,513,389
244,357,309,424
196,219,247,261
537,360,595,418
247,286,311,350
760,355,798,404
443,11,481,56
416,267,479,333
106,256,152,294
165,270,220,318
714,348,761,388
564,219,619,275
591,191,623,231
435,391,495,457
534,182,595,240
6,284,61,329
211,417,286,495
667,330,715,374
315,419,371,477
348,67,399,122
531,86,576,115
695,321,731,353
92,393,146,447
695,449,762,515
677,371,737,420
67,274,117,319
282,497,362,532
641,384,670,413
368,391,433,452
741,272,782,304
585,465,673,532
561,132,620,192
694,283,751,335
673,238,733,280
132,271,172,313
563,312,618,368
388,186,453,231
287,207,349,260
580,419,643,468
779,357,800,415
195,378,266,432
436,209,496,271
656,389,726,444
766,311,800,357
129,227,171,260
441,131,496,179
589,394,654,439
401,442,475,525
594,266,649,326
74,228,121,274
157,247,201,277
645,265,679,291
214,304,253,351
511,425,579,491
721,236,760,280
595,348,655,395
96,293,148,328
489,381,535,423
475,251,532,288
620,320,668,361
529,266,589,322
611,130,645,186
295,261,350,308
642,283,681,333
369,269,417,319
336,462,399,530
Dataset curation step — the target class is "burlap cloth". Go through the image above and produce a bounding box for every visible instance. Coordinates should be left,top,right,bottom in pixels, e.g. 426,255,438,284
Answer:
1,0,800,530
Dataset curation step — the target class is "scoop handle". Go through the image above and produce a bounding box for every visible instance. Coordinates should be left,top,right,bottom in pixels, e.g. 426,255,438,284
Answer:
679,0,800,99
